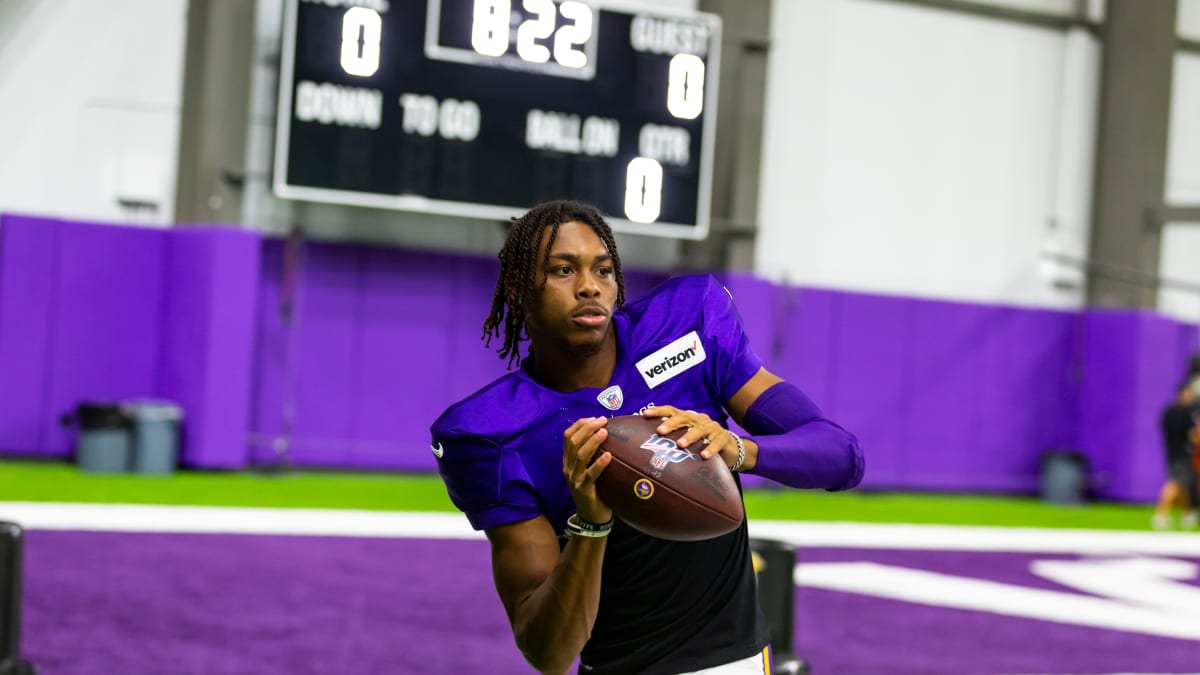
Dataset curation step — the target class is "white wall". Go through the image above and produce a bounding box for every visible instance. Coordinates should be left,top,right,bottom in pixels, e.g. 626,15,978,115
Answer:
1158,224,1200,322
897,1,1106,25
1180,0,1200,41
955,0,1077,16
1159,52,1200,323
1166,55,1200,207
755,0,1098,308
0,0,186,225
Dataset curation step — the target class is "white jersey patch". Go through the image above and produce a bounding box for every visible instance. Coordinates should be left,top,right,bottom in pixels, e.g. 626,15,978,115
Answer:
597,385,624,410
635,331,706,389
430,442,444,458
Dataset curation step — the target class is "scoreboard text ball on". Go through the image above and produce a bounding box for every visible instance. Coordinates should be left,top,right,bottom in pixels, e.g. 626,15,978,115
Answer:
274,0,722,239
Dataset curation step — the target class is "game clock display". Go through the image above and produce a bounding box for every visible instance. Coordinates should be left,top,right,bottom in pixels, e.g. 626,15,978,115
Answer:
274,0,721,239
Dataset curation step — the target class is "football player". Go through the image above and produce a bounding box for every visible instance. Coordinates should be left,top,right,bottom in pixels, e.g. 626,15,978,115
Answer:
431,200,863,674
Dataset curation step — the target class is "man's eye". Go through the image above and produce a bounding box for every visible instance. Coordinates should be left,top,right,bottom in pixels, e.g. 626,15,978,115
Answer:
555,266,573,275
597,267,613,277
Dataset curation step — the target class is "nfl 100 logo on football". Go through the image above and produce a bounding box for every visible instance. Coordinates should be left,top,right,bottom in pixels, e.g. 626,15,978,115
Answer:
640,434,698,472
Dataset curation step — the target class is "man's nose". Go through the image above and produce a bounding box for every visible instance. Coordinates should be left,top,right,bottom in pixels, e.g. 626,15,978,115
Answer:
577,271,601,297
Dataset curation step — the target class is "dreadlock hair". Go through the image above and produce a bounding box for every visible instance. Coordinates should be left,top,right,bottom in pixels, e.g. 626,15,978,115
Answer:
483,200,626,368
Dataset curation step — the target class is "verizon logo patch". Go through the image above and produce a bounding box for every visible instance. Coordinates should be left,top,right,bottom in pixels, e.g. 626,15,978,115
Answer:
636,331,706,389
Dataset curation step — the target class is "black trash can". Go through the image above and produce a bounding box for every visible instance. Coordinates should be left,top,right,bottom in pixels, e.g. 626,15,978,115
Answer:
751,538,809,675
1040,449,1089,505
72,403,133,473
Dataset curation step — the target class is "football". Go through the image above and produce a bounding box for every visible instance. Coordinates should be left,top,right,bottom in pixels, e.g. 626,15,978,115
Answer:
595,415,744,541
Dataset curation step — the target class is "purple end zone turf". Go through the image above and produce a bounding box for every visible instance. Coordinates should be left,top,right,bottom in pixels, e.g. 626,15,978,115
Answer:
23,531,527,675
20,531,1200,674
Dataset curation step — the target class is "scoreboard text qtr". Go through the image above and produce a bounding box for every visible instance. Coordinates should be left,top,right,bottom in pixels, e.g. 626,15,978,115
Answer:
274,0,721,239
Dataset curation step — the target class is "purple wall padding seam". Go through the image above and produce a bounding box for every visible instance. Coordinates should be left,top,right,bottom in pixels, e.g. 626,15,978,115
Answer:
158,226,261,468
0,215,61,453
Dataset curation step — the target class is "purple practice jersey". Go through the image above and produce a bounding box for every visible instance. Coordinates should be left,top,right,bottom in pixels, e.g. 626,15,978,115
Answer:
430,275,770,675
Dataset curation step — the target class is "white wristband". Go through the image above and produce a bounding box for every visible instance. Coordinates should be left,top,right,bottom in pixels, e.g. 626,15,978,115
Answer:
566,513,614,538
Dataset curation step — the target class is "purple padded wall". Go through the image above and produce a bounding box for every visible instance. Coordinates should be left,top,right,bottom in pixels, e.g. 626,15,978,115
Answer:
0,216,260,465
247,238,669,471
249,242,473,469
894,302,1082,493
158,228,261,467
1,216,169,456
0,216,61,453
719,278,1086,495
23,219,168,456
978,307,1082,486
903,301,990,489
1076,311,1198,501
824,292,915,489
250,242,494,469
2,214,1197,500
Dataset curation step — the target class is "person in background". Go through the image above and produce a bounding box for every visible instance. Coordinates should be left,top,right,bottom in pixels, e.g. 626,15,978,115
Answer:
1187,352,1200,396
1153,381,1198,530
1187,353,1200,509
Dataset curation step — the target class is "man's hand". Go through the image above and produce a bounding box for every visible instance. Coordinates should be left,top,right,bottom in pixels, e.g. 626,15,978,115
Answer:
563,417,614,524
644,406,741,470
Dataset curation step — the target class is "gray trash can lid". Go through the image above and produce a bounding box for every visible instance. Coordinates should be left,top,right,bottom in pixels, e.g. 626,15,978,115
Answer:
122,400,184,422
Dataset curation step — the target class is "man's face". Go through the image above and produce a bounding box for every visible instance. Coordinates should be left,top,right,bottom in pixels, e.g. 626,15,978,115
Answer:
523,220,618,356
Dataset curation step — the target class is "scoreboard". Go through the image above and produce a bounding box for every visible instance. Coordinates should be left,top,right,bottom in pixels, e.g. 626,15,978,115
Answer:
273,0,721,239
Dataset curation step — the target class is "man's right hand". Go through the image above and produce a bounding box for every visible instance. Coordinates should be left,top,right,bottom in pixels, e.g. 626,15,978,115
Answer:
563,417,614,524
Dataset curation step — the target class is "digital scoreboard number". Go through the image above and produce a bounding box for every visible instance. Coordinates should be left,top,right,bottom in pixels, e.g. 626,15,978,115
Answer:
273,0,721,239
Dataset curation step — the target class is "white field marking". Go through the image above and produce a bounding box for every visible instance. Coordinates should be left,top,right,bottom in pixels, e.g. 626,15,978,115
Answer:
3,503,1200,556
794,560,1200,641
747,520,1200,556
1032,557,1200,615
0,502,483,539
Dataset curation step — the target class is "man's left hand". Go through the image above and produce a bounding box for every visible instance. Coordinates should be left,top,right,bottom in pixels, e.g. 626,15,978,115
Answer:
643,405,740,469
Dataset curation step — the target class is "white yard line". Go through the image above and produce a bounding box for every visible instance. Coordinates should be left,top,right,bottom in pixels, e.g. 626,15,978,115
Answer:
747,520,1200,556
4,501,1200,555
0,502,482,540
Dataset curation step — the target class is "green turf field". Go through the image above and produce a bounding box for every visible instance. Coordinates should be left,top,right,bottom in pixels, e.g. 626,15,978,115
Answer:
0,459,1158,531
